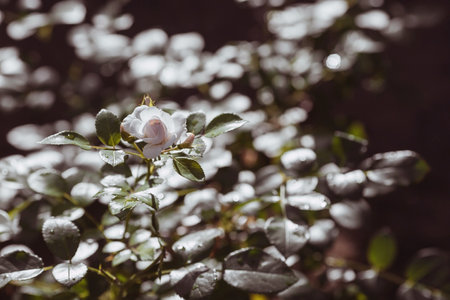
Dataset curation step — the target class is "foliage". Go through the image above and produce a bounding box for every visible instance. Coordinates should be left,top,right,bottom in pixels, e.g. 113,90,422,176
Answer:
0,0,444,299
0,94,440,299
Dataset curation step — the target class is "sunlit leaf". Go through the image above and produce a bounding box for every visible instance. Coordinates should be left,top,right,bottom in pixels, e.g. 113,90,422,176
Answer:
308,219,338,247
362,151,430,187
71,239,99,262
187,112,206,135
100,174,128,188
108,197,139,220
367,230,397,271
0,250,44,284
70,182,101,207
42,218,80,260
326,170,366,198
0,210,20,242
102,241,126,254
130,189,158,211
286,177,318,195
52,262,87,287
330,199,370,230
277,272,310,299
134,237,161,260
223,247,297,293
129,229,152,246
204,113,246,138
27,169,68,198
95,109,121,146
286,192,330,211
191,138,207,157
99,149,127,167
264,217,310,257
172,228,224,262
112,249,134,267
280,148,316,173
39,131,91,150
173,157,205,182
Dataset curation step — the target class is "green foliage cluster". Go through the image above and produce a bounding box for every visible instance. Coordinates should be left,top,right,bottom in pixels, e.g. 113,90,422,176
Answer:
0,95,444,300
0,0,446,299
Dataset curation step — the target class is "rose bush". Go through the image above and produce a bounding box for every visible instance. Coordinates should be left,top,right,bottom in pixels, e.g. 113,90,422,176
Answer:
121,105,186,158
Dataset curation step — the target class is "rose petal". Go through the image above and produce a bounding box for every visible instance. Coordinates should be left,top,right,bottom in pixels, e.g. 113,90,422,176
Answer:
143,117,167,144
171,112,187,142
121,116,143,139
139,106,166,123
143,143,165,159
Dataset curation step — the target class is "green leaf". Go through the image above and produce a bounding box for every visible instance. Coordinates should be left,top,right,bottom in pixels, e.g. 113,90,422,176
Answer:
42,218,80,260
173,157,205,182
367,230,397,271
286,192,331,211
99,149,127,167
27,169,68,198
405,249,450,285
134,238,161,260
171,262,221,299
396,283,434,300
95,109,121,146
52,262,87,287
280,148,316,172
39,131,91,150
277,272,309,299
326,170,366,198
223,247,297,293
70,182,101,207
129,229,152,246
130,189,158,211
204,113,247,138
191,138,206,157
0,250,44,285
112,249,133,267
108,197,139,220
264,217,310,257
187,112,206,135
173,228,224,262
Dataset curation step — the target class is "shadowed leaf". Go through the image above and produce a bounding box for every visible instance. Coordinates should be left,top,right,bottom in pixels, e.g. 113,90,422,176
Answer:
223,247,297,293
42,218,80,260
95,109,121,146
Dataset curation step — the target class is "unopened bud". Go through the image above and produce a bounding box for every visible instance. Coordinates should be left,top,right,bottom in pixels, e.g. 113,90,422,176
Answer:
141,94,154,106
179,133,195,148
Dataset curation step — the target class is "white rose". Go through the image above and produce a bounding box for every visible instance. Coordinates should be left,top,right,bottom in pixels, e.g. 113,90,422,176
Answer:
121,106,186,158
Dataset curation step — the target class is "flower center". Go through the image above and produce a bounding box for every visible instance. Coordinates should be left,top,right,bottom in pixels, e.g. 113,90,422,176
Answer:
143,118,167,144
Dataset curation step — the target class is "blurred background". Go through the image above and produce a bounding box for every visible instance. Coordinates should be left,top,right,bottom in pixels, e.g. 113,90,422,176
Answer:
0,0,449,279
